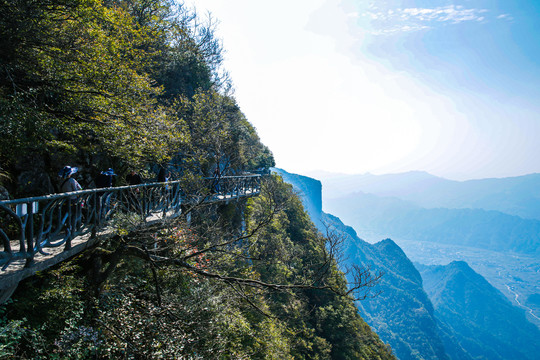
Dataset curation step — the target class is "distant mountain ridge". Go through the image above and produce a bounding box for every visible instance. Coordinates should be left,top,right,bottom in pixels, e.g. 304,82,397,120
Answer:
318,171,540,221
325,191,540,255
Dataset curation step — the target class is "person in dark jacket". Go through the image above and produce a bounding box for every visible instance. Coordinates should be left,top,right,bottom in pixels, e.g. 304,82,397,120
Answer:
58,166,82,195
126,170,142,186
157,167,167,183
126,170,143,212
95,168,116,221
58,165,83,238
95,168,116,188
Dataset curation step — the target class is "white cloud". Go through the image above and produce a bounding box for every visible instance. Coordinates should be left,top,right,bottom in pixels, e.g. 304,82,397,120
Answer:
369,24,431,35
497,14,514,21
396,5,487,23
364,5,508,35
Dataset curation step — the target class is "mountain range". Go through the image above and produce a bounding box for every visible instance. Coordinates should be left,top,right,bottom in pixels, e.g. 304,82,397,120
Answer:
315,170,540,325
315,171,540,221
325,191,540,255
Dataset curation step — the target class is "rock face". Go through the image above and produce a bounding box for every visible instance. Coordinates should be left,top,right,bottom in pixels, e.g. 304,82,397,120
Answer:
272,168,323,227
0,186,9,200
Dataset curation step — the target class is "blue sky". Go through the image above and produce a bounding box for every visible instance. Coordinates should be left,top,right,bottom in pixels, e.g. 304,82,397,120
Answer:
189,0,540,180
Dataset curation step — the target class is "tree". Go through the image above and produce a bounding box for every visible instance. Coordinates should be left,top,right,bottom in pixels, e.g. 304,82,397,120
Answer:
0,0,184,192
0,0,267,195
174,89,274,176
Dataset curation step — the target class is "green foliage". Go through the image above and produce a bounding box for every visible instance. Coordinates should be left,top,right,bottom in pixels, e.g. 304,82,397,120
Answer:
242,176,394,359
0,262,94,359
0,0,182,168
0,314,25,358
1,0,273,194
175,89,274,175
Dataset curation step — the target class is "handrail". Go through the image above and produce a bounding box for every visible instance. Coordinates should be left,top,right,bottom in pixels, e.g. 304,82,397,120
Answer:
0,175,261,273
0,175,262,205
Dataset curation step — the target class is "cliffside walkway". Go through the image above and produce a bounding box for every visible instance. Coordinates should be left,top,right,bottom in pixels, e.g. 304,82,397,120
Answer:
0,175,261,301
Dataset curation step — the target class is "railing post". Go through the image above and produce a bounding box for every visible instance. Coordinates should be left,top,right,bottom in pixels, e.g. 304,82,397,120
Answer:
15,204,27,254
65,201,71,251
141,187,147,221
91,192,97,238
24,202,34,268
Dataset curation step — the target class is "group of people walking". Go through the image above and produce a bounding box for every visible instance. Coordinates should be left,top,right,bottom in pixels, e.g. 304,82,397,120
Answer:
55,165,173,240
57,166,161,194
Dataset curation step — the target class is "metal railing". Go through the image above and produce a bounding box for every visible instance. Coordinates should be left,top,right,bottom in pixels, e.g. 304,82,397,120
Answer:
0,175,261,272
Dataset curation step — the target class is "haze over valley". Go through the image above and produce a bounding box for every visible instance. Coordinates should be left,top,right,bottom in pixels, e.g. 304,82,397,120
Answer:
317,170,540,328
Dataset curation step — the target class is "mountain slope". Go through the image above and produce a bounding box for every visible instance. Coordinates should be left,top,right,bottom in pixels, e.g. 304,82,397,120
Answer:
279,168,540,359
418,261,540,360
274,168,452,359
324,214,452,360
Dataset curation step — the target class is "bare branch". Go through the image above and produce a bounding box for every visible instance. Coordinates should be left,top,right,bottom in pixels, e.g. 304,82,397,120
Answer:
345,264,384,301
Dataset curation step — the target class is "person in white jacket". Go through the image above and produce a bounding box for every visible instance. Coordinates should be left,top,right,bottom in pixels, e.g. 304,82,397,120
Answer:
58,166,83,240
58,166,82,195
58,166,82,198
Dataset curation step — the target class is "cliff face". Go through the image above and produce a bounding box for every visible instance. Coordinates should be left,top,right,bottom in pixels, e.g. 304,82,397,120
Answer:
279,169,540,360
272,168,323,226
324,214,451,360
275,168,451,359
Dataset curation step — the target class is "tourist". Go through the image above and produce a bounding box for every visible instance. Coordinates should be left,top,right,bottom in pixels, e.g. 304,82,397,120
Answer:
58,166,82,194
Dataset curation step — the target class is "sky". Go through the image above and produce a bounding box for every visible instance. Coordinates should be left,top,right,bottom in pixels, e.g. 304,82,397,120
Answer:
187,0,540,180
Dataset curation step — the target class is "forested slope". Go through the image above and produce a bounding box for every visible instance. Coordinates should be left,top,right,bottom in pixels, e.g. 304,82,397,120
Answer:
418,262,540,360
323,215,451,360
0,1,394,358
279,169,540,360
273,169,451,360
1,176,394,359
